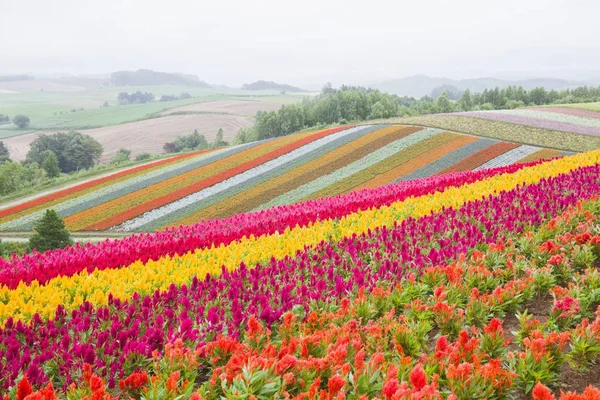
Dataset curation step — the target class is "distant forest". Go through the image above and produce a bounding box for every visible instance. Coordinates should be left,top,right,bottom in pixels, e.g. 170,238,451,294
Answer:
234,83,600,144
242,80,306,92
0,75,34,82
110,69,211,87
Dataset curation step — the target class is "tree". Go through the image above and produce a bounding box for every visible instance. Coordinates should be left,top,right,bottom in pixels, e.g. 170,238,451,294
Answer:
163,142,178,153
0,141,10,164
435,92,454,113
458,89,473,111
111,148,131,164
26,131,103,173
134,152,152,161
40,150,60,178
13,114,30,129
29,209,73,252
212,128,227,148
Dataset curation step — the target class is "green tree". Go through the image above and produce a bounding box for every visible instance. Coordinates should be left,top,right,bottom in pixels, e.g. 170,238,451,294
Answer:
29,209,73,252
436,92,454,113
0,162,24,195
40,150,60,178
26,132,103,173
0,141,10,164
134,152,152,161
13,114,30,129
458,89,473,111
111,148,131,164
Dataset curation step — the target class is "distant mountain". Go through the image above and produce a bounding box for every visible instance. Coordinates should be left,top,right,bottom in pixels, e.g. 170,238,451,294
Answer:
242,80,307,92
370,74,598,98
110,69,211,87
0,74,34,82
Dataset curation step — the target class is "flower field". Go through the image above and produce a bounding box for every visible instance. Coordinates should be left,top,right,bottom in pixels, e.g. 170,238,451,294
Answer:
0,149,600,399
395,106,600,152
0,124,568,233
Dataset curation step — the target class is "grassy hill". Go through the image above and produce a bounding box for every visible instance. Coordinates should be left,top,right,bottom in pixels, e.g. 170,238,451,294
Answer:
388,104,600,152
0,124,570,233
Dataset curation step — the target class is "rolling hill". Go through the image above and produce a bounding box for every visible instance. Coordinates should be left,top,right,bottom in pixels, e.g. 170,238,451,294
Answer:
389,104,600,152
0,124,570,233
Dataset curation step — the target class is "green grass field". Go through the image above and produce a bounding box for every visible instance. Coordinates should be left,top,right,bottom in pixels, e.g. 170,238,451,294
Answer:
0,86,306,138
561,101,600,111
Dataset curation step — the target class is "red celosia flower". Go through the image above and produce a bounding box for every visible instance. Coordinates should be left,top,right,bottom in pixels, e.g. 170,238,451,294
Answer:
409,365,427,390
166,371,181,393
328,375,345,395
532,382,556,400
16,374,33,400
120,371,149,391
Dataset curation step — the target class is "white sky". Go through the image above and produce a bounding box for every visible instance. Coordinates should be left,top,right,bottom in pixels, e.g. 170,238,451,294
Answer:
1,0,599,87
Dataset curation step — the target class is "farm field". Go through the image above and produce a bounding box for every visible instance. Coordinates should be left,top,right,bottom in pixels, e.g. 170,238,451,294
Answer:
392,105,600,152
0,149,599,398
0,124,571,233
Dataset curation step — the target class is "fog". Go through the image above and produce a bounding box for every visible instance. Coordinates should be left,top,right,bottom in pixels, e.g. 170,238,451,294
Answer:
1,0,599,87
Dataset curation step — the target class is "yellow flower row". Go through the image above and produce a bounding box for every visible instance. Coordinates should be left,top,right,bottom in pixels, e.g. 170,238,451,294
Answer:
1,150,598,325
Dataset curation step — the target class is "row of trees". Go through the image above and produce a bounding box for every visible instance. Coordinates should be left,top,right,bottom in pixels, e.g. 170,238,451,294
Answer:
117,91,155,105
163,129,228,153
234,85,399,143
159,92,192,102
233,83,600,143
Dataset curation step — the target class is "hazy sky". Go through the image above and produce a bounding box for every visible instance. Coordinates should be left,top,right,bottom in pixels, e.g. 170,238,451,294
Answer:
1,0,599,87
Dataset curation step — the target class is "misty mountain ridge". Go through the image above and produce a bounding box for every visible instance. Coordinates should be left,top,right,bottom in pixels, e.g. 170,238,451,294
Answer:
369,74,600,98
110,69,211,87
242,80,307,92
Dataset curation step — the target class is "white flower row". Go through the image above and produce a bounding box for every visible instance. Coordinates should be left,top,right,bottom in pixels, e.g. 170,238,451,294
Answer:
256,128,442,210
114,126,374,231
474,145,540,170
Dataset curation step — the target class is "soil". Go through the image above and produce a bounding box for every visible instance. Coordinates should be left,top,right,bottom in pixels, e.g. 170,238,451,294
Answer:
4,113,253,163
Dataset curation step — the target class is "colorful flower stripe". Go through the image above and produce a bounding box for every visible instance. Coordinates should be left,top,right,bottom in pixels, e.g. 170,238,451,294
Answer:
0,149,214,225
397,114,600,152
114,125,399,231
257,128,442,209
0,145,259,231
1,164,598,391
530,106,600,120
518,148,562,164
396,137,500,182
44,207,596,399
308,132,468,198
68,127,348,231
356,134,480,190
512,108,600,127
459,111,600,137
437,141,523,174
0,158,555,290
474,144,541,170
1,151,598,325
155,125,416,228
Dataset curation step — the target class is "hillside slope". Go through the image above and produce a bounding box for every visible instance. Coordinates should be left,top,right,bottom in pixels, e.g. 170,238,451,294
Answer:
390,105,600,151
0,124,569,233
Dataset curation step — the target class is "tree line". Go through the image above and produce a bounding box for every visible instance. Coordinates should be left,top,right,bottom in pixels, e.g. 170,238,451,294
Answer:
233,83,600,143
